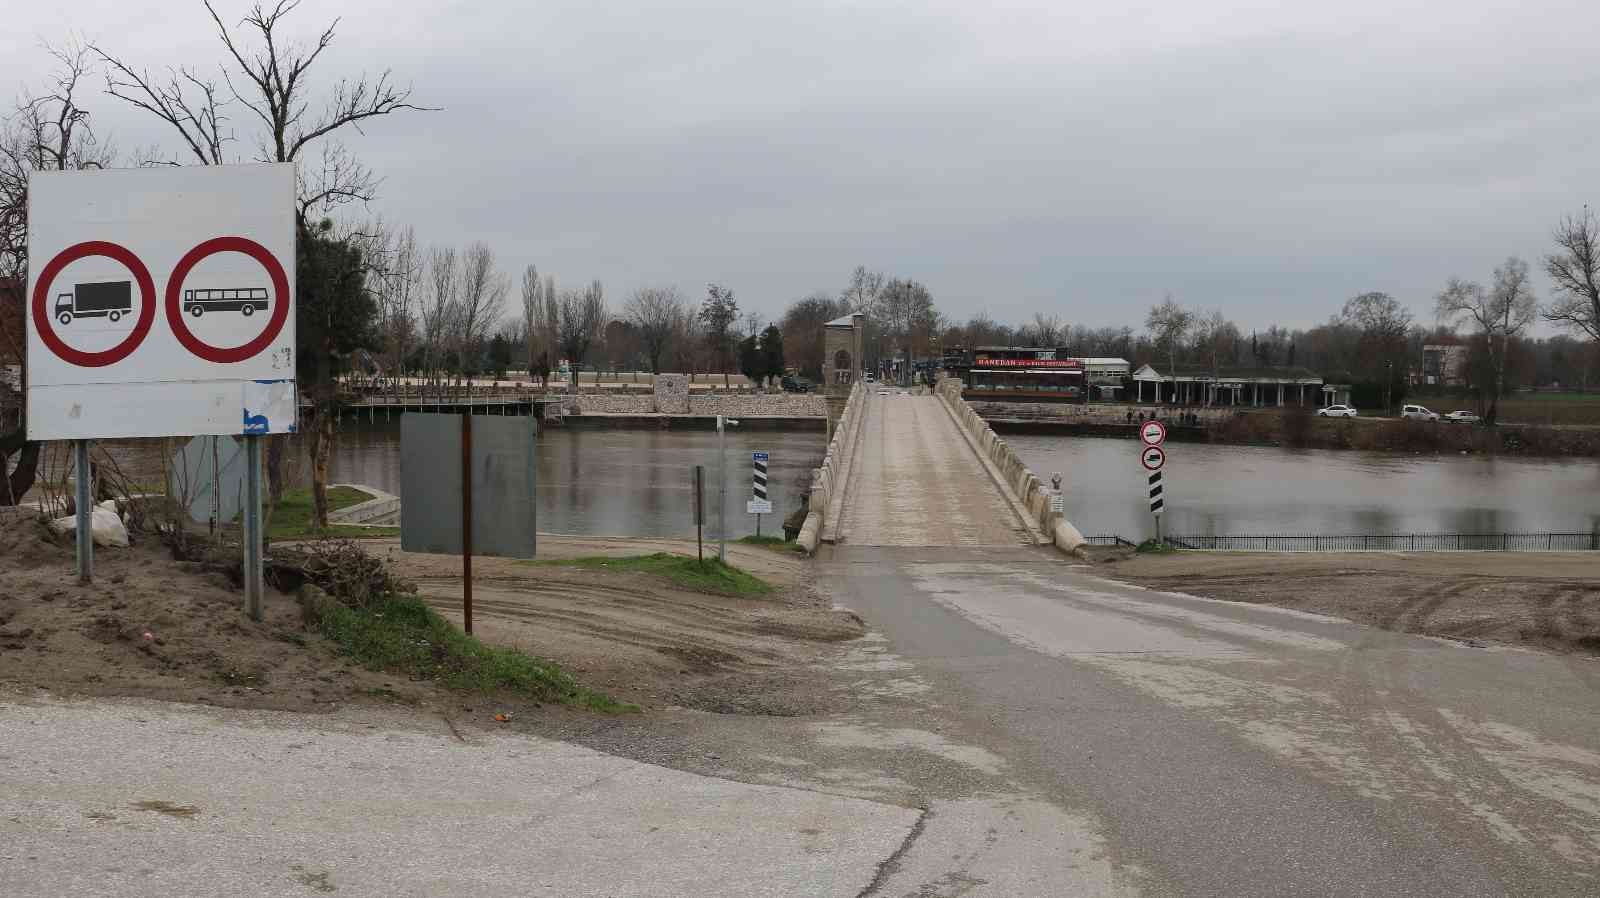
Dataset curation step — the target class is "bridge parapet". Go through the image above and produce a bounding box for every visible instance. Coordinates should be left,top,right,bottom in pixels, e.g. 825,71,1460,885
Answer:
796,380,865,553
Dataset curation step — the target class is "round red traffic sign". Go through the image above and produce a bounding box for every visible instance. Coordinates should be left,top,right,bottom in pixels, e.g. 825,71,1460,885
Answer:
1141,445,1167,471
30,241,158,368
1140,419,1167,446
165,236,291,364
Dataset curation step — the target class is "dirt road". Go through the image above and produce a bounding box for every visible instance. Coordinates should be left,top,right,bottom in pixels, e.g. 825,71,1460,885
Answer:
1091,549,1600,654
373,534,864,712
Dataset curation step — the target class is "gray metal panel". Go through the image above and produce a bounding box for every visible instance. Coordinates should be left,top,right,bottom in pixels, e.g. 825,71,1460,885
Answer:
468,415,538,558
170,435,246,524
401,413,537,558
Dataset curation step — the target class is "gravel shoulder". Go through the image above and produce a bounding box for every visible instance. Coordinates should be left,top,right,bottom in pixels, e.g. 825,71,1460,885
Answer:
1085,548,1600,654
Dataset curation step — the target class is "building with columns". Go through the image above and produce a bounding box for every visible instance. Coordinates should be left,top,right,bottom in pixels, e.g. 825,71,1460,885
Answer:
1131,363,1348,407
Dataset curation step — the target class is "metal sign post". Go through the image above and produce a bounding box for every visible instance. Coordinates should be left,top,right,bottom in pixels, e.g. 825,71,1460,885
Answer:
74,440,92,583
694,465,705,564
243,436,263,620
717,416,740,562
461,409,474,634
1141,445,1167,543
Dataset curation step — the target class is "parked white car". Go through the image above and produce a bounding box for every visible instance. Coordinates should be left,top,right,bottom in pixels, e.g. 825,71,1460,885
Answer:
1401,404,1440,421
1316,404,1358,418
1442,410,1481,424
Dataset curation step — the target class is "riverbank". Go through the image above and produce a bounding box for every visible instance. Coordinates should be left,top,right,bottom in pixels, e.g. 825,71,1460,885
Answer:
1085,547,1600,656
976,400,1600,457
0,509,858,716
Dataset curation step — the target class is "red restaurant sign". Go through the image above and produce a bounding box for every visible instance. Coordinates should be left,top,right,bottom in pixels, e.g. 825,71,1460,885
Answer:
972,358,1083,369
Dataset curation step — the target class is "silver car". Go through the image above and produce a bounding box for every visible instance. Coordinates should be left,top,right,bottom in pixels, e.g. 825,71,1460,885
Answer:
1442,410,1481,424
1401,404,1440,421
1316,404,1357,418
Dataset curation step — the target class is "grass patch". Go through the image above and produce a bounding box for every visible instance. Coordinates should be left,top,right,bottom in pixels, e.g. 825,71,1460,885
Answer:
310,593,631,712
529,552,773,596
736,534,805,553
1135,538,1178,555
269,487,394,540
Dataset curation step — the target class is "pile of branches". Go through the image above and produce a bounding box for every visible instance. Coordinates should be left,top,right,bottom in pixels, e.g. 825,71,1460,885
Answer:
268,539,413,609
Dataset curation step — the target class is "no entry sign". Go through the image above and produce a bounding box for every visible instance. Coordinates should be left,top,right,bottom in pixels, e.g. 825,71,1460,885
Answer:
26,164,296,440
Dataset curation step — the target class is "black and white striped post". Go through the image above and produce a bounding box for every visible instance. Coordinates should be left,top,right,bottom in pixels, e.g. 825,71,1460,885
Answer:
1148,470,1165,540
748,450,773,537
1139,419,1167,543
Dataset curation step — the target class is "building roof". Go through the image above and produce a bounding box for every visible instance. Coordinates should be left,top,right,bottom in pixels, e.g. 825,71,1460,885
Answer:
824,313,861,328
1134,363,1324,383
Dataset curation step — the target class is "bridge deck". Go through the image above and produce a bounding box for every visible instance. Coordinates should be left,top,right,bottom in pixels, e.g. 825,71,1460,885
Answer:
835,392,1034,547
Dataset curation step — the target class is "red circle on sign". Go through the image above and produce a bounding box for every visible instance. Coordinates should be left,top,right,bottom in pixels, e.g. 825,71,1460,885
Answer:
31,241,158,368
1140,419,1167,446
1141,445,1166,471
165,236,290,364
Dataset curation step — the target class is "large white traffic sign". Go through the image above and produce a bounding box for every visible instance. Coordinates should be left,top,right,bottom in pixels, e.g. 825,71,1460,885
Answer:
26,164,296,440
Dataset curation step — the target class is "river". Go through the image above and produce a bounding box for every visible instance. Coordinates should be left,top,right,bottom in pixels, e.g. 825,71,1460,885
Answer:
1007,434,1600,539
315,419,825,539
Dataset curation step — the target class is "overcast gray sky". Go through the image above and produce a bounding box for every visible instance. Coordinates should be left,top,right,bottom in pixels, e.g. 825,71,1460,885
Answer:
5,0,1598,333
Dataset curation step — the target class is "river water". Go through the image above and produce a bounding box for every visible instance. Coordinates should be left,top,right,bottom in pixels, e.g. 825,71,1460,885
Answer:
316,419,825,539
1008,434,1600,539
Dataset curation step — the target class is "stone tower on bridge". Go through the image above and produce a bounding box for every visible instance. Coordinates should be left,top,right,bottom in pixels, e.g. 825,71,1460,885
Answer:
823,312,863,394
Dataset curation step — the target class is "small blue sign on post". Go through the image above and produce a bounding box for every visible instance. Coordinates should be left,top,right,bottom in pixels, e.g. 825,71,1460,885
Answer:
748,451,772,518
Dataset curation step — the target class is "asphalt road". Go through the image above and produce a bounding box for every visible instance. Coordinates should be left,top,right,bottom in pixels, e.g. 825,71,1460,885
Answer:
817,545,1600,896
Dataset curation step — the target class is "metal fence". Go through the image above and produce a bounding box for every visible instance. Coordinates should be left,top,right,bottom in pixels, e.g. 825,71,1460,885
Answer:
1085,532,1600,552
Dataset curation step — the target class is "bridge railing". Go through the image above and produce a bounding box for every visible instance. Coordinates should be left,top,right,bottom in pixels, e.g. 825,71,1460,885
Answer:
1085,532,1600,552
797,381,865,553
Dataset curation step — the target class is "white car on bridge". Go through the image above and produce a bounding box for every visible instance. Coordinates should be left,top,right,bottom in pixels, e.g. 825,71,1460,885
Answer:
1316,404,1358,418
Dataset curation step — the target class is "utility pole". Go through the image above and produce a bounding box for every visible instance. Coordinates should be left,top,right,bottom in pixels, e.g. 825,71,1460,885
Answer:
717,415,740,562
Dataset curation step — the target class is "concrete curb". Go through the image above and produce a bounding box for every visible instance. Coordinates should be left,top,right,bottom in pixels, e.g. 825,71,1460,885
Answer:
935,379,1086,553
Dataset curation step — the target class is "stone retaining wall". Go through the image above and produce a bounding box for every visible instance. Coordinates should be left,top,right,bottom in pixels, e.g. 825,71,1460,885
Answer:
796,381,865,554
936,378,1085,553
572,392,827,417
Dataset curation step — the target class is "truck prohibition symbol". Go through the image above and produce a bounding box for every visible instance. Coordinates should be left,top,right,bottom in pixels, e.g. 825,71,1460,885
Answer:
184,287,270,317
55,281,132,325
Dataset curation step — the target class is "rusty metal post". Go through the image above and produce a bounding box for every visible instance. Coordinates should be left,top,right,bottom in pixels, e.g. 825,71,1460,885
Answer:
694,465,705,564
461,410,474,634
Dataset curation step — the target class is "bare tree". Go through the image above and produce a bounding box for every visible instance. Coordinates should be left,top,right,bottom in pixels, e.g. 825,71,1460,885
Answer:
1026,312,1063,347
1436,257,1538,425
1341,291,1412,411
840,266,885,317
419,247,459,399
626,286,686,374
1,42,113,506
366,223,419,401
456,242,507,384
1544,207,1600,344
94,0,432,508
557,281,606,387
1145,297,1194,402
97,0,429,221
520,265,542,378
1191,309,1239,404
